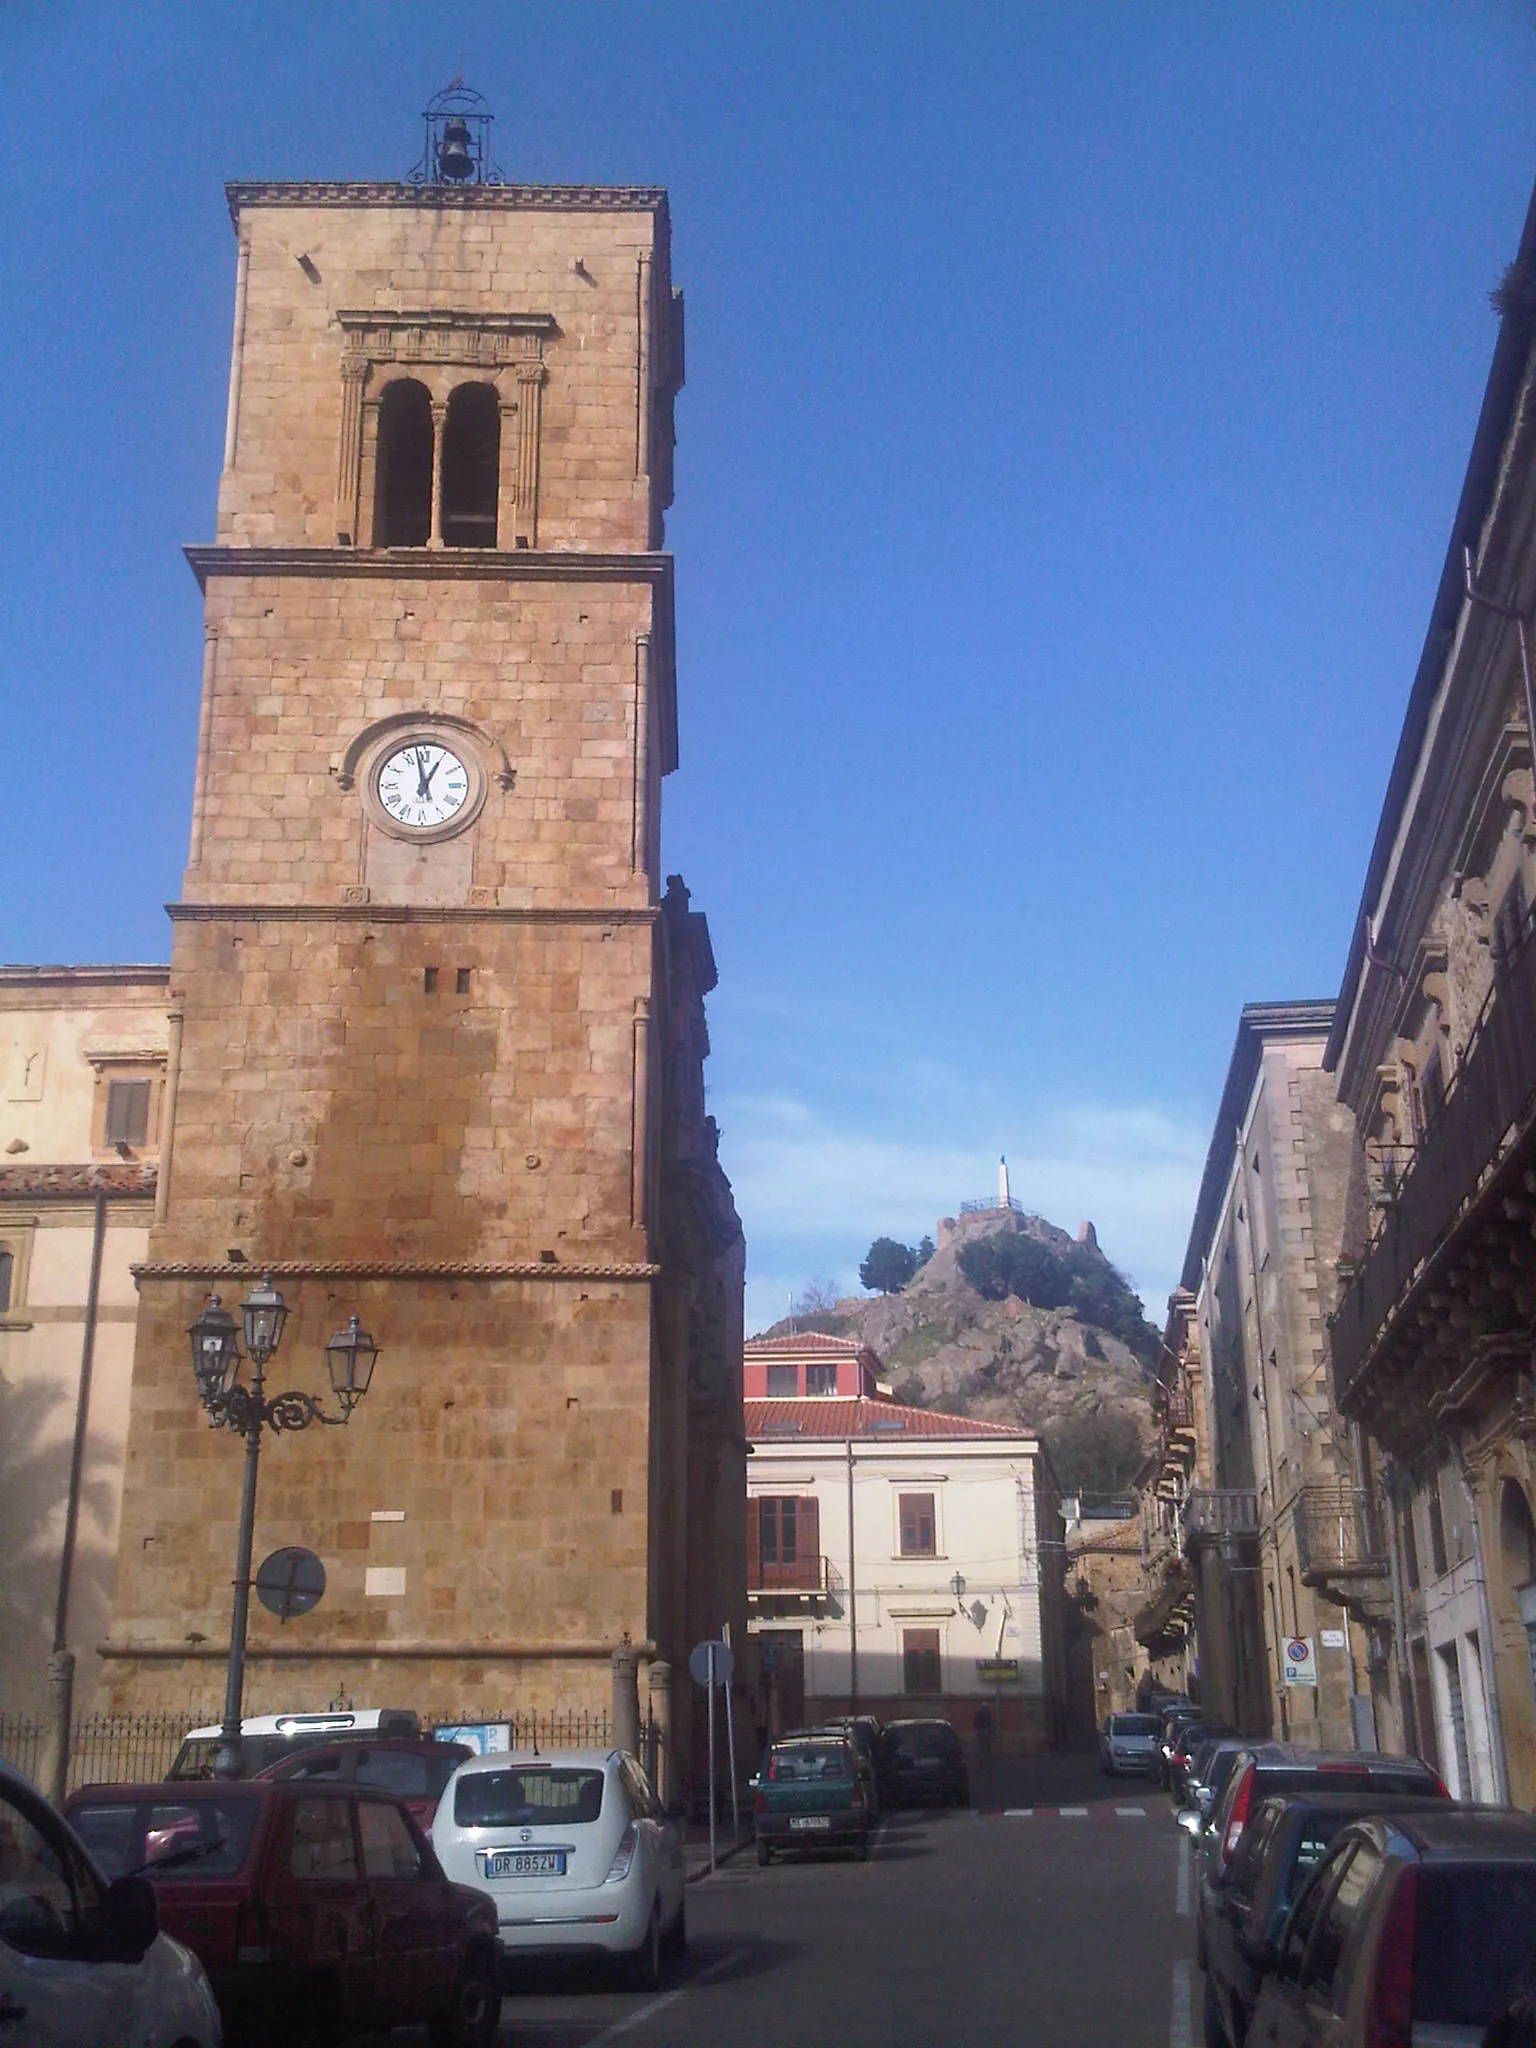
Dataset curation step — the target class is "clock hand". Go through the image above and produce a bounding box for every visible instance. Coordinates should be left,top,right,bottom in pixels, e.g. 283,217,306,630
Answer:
414,747,431,799
420,751,442,792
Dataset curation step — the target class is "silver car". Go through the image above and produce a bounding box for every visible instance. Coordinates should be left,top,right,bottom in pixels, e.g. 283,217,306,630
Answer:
432,1748,685,1989
1098,1712,1161,1776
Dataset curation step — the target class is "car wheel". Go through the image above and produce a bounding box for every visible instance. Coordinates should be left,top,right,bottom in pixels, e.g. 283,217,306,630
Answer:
625,1900,662,1991
756,1835,772,1866
429,1947,501,2048
1201,1970,1228,2048
662,1894,687,1960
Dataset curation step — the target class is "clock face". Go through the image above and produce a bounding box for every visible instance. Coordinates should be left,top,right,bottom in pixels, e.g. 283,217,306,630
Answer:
375,742,471,831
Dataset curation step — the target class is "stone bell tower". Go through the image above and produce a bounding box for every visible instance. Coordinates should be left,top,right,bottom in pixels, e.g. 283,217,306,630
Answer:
104,93,746,1779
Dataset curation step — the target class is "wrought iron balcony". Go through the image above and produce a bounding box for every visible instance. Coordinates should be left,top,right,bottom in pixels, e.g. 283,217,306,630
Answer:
748,1554,830,1600
1183,1488,1259,1543
1331,924,1536,1409
1290,1484,1386,1586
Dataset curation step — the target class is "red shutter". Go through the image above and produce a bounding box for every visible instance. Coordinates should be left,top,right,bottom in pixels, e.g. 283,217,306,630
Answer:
746,1500,762,1588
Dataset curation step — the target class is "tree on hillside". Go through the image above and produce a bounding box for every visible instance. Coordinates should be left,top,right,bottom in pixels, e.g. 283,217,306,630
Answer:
860,1237,918,1294
958,1232,1159,1362
793,1276,843,1315
915,1235,935,1270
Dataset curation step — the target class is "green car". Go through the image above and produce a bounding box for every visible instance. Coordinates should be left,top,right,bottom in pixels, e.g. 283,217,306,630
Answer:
751,1737,871,1864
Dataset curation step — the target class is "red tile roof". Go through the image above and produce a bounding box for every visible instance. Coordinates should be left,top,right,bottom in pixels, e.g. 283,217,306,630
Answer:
744,1396,1033,1441
744,1332,867,1355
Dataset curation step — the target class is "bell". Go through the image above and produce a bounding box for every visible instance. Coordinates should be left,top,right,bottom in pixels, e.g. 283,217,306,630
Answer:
438,117,474,182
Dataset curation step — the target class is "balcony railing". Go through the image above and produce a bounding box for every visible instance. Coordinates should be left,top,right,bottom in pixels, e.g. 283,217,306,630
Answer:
1183,1489,1259,1542
1291,1484,1385,1583
748,1554,830,1597
1160,1386,1196,1436
1331,923,1536,1407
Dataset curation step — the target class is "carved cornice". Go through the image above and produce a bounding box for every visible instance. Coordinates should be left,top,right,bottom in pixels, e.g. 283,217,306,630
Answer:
184,546,674,590
0,1163,157,1199
166,902,658,926
102,1636,657,1662
337,308,557,374
227,182,668,222
133,1258,659,1283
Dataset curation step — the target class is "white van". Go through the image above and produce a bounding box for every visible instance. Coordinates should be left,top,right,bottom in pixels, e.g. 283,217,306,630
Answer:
167,1707,420,1780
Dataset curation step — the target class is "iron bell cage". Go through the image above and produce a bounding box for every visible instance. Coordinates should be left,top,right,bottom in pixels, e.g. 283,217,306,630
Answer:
411,82,503,188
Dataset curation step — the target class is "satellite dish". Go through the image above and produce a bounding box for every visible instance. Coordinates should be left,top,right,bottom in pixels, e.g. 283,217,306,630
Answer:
255,1546,326,1621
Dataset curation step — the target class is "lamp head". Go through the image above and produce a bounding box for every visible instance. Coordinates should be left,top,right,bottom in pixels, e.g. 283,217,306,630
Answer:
188,1293,240,1405
325,1314,379,1411
241,1277,288,1365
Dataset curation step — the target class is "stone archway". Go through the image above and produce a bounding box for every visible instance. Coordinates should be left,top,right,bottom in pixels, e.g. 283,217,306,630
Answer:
1496,1473,1536,1804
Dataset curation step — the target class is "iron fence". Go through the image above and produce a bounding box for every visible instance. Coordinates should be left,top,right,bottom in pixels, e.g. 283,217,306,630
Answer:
0,1710,210,1794
0,1702,615,1795
1332,919,1536,1406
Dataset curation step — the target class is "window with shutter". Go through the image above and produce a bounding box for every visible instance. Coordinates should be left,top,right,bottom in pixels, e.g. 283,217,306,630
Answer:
898,1493,937,1557
104,1079,151,1146
902,1629,942,1695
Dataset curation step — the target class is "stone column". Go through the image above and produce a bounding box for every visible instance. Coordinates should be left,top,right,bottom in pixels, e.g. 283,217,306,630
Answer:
428,400,447,548
648,1660,675,1807
497,392,519,548
612,1642,641,1758
631,999,653,1234
357,397,382,546
334,355,368,544
631,634,652,878
514,353,546,546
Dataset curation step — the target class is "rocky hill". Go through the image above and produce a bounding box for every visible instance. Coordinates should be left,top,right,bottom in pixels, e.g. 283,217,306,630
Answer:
755,1207,1159,1494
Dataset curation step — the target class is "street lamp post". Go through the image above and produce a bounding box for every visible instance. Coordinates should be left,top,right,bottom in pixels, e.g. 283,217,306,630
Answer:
188,1279,378,1777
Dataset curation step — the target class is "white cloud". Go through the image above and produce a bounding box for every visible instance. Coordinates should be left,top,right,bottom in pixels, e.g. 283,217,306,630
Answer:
720,1089,1207,1339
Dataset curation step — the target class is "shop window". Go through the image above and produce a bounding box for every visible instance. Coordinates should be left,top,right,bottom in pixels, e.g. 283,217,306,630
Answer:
440,384,500,546
374,380,434,546
902,1628,942,1695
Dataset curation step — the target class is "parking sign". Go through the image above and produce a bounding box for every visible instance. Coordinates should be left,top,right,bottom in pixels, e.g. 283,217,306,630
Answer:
1283,1637,1318,1688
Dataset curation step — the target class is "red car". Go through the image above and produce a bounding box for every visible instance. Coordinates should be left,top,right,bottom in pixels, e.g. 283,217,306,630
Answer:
65,1777,500,2048
254,1735,473,1832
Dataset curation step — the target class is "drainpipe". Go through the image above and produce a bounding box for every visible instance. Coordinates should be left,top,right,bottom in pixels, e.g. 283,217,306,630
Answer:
846,1437,859,1710
42,1191,109,1803
1453,1441,1511,1804
1238,1123,1288,1739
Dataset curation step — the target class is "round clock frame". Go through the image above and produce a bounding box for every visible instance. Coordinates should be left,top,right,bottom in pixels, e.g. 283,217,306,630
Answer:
360,727,489,845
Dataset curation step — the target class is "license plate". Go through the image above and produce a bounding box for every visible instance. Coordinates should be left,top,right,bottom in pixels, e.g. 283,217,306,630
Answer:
789,1815,832,1831
484,1849,567,1877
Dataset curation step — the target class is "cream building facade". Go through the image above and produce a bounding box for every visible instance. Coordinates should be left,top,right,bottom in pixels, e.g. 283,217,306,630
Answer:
0,969,169,1718
745,1346,1066,1755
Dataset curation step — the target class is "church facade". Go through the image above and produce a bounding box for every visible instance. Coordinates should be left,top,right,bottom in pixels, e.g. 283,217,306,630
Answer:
76,159,744,1784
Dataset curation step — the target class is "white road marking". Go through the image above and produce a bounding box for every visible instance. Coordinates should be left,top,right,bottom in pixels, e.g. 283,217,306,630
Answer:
1169,1959,1193,2048
1116,1805,1146,1817
1005,1807,1034,1817
1058,1806,1088,1817
1176,1835,1192,1917
581,1944,748,2048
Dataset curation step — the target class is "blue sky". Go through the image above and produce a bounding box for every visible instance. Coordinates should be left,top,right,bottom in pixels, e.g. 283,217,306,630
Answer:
3,4,1534,1335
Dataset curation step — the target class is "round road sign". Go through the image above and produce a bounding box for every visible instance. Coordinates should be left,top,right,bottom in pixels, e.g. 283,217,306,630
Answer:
255,1546,326,1620
688,1639,734,1688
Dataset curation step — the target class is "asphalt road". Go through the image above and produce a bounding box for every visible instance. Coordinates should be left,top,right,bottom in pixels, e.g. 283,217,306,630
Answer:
466,1753,1196,2048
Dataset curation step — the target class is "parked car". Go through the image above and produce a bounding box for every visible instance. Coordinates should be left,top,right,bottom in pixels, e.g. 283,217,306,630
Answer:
752,1735,870,1864
806,1719,882,1818
65,1776,499,2048
255,1737,473,1832
168,1707,422,1781
1157,1706,1210,1788
0,1759,223,2048
1199,1789,1452,2048
1183,1735,1253,1827
1170,1722,1232,1804
431,1748,685,1990
880,1720,970,1807
1099,1712,1163,1777
1194,1746,1447,1969
1246,1806,1536,2046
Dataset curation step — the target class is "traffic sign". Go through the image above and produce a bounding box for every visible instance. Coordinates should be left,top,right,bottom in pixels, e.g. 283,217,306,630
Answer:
1282,1636,1318,1688
255,1546,325,1620
689,1639,734,1688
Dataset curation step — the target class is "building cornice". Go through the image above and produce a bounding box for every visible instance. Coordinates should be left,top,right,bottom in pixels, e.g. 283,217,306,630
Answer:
184,546,674,591
0,965,169,989
226,181,668,224
0,1164,157,1199
134,1258,657,1283
166,902,659,926
102,1636,655,1663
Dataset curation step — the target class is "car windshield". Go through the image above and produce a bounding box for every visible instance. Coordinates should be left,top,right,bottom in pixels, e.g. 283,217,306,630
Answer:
453,1768,606,1828
890,1727,956,1758
168,1731,353,1780
1413,1867,1536,2027
69,1796,259,1880
768,1745,850,1782
1111,1716,1159,1735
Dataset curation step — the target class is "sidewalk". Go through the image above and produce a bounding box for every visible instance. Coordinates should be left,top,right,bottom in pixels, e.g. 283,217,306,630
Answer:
682,1814,748,1882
